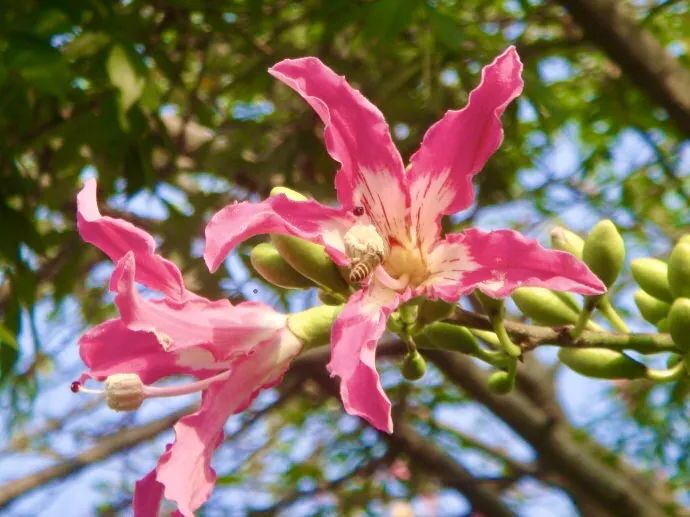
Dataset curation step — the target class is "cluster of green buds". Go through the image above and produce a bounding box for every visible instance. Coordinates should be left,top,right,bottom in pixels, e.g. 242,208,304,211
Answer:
250,190,689,393
633,236,690,375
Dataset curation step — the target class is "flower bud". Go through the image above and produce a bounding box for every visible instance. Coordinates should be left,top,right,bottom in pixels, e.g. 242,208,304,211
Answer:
318,290,345,305
104,373,145,411
250,242,315,290
668,298,690,351
269,186,308,201
512,287,580,326
487,370,514,394
287,304,342,349
656,317,669,332
557,348,646,379
271,235,350,293
582,220,625,288
631,258,672,303
475,290,503,316
414,322,479,355
401,350,426,381
418,299,455,325
668,242,690,299
550,226,584,259
633,290,670,324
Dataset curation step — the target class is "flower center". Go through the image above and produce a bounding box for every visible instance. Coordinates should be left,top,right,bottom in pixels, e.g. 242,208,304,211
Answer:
383,245,428,287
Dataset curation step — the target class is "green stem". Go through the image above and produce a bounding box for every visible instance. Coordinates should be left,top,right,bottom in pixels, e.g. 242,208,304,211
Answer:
645,360,687,382
491,315,522,358
572,296,600,339
598,296,631,333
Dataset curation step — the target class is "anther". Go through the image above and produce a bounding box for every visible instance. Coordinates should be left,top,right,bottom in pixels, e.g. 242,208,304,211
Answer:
353,206,365,216
70,381,81,393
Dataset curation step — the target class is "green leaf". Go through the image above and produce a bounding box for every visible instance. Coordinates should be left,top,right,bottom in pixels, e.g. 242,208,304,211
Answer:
107,45,145,112
7,35,71,96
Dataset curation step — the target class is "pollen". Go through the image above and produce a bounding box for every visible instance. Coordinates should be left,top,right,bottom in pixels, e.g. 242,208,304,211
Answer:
104,373,145,411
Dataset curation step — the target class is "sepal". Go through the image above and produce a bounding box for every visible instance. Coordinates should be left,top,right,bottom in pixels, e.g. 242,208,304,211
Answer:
287,304,342,349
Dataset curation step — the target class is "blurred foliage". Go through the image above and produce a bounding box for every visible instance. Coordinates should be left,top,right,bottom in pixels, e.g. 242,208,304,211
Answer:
1,0,690,514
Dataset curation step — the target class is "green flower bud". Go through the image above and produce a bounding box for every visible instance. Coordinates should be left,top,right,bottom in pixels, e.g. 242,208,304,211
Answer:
656,317,668,332
269,186,308,201
414,322,479,355
550,226,584,259
557,348,646,379
633,290,670,324
271,234,350,294
487,370,514,394
512,287,580,326
475,290,503,316
668,242,690,299
631,258,672,303
418,299,454,325
656,317,669,332
250,242,315,289
387,313,404,334
666,354,682,368
401,350,426,381
318,290,345,305
287,305,342,349
582,220,625,288
668,298,690,351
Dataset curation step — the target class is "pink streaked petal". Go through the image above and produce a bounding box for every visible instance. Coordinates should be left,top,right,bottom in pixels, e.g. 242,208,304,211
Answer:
408,47,524,251
423,228,606,300
78,319,222,384
133,468,165,517
77,179,188,301
204,194,353,273
112,253,287,361
155,330,302,517
327,283,410,433
269,58,410,244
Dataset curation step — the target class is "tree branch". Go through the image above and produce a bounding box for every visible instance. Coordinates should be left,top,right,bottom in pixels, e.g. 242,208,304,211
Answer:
450,308,677,354
557,0,690,136
0,406,193,510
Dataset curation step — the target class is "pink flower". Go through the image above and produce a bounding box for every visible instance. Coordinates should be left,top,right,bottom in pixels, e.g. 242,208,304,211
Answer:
76,179,302,516
204,47,606,433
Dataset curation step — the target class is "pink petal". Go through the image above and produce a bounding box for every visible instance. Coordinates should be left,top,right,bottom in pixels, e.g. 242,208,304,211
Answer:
112,253,288,361
204,193,354,273
269,58,410,244
423,228,606,301
78,319,221,384
407,48,524,250
77,179,189,300
154,330,302,517
327,283,410,433
133,468,165,517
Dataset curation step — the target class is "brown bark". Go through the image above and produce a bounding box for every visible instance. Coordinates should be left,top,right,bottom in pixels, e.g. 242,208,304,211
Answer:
0,406,191,510
557,0,690,136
